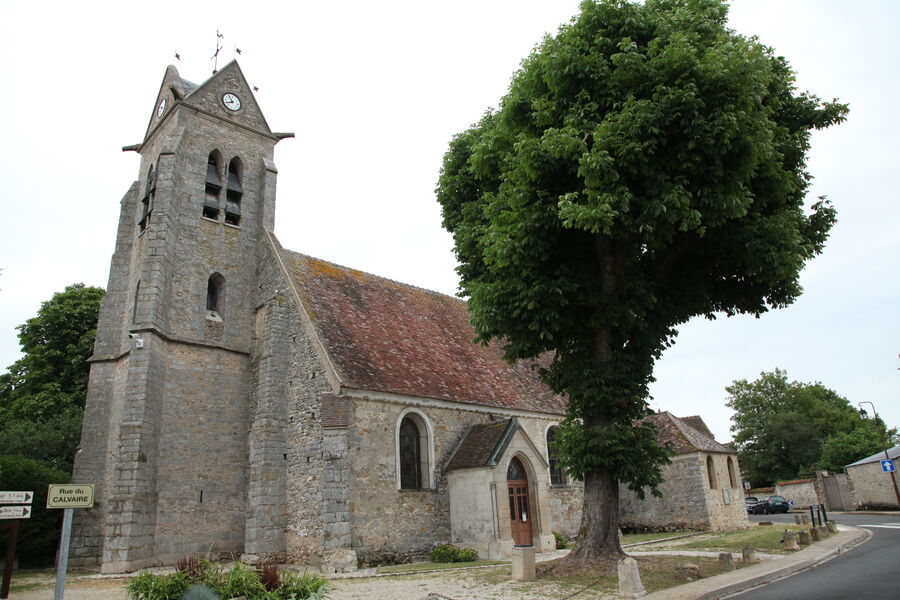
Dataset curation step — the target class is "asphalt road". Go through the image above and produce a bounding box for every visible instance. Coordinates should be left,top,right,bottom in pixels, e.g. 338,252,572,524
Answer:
727,512,900,600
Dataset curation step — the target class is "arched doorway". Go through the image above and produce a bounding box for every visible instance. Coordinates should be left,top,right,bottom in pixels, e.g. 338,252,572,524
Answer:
507,457,533,546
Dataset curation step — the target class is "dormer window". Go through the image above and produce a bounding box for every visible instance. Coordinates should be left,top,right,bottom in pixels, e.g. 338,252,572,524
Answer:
224,158,242,226
203,152,222,220
139,164,155,232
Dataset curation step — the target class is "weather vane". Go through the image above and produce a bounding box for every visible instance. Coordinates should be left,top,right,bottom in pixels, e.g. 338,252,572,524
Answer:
211,30,224,73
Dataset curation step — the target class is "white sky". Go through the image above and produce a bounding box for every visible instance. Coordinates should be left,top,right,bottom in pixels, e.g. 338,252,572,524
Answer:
0,0,897,442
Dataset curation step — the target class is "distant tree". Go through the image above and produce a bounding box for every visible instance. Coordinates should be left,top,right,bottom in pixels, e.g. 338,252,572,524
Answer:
437,0,845,566
818,429,884,473
727,370,890,486
0,283,104,472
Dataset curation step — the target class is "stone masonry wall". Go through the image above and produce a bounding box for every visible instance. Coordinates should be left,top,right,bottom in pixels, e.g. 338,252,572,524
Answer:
846,462,900,508
619,453,709,531
702,453,749,532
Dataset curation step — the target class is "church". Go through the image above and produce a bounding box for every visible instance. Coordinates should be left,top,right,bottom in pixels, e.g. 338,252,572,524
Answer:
70,62,747,574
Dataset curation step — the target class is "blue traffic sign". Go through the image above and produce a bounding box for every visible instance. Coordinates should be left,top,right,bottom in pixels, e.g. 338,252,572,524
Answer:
882,459,895,472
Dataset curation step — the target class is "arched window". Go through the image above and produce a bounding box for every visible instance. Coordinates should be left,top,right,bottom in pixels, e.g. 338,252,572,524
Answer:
139,164,155,232
206,273,225,316
546,426,565,485
396,410,433,490
224,157,242,226
706,455,718,489
203,152,223,220
727,456,738,489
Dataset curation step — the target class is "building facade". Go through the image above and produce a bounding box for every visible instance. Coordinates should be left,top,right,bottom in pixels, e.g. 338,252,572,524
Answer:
71,63,746,574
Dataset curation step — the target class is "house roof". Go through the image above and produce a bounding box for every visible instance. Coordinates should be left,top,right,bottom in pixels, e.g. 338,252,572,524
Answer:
643,412,736,455
845,444,900,468
679,416,715,440
446,420,517,470
279,249,567,414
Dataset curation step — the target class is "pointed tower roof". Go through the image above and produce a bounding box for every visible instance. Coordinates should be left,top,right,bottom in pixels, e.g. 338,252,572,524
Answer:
144,61,272,144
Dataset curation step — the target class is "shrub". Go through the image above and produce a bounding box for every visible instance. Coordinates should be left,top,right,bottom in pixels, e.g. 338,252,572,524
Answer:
553,532,569,549
176,556,207,583
0,455,70,566
429,544,478,563
126,570,188,600
276,570,329,599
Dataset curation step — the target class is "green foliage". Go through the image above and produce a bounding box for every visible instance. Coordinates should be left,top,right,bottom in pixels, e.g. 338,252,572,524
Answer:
0,283,104,474
727,369,892,485
554,532,570,549
126,570,189,600
819,429,885,473
126,562,329,600
0,454,69,566
430,543,479,563
435,0,846,524
180,584,219,600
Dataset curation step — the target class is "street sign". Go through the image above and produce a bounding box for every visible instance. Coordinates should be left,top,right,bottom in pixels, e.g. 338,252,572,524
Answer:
0,492,32,504
46,484,94,509
0,506,30,520
882,459,896,472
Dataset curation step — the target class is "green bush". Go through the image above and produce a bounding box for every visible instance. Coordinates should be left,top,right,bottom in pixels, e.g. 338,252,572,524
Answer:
125,561,328,600
0,454,70,566
429,544,478,563
553,532,569,549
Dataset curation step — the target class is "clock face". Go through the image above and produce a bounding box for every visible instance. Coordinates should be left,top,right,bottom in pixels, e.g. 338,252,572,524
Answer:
156,97,167,117
222,93,241,111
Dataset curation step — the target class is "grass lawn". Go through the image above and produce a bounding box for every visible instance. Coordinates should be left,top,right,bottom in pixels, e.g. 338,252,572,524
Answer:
677,524,812,554
622,531,699,545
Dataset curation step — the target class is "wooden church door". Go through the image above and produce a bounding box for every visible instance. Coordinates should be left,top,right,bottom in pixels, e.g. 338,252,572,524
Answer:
507,457,533,546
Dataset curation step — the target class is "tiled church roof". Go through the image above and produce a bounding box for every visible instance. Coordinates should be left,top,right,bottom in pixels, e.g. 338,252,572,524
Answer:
679,415,715,440
280,249,567,415
446,420,516,470
644,412,735,454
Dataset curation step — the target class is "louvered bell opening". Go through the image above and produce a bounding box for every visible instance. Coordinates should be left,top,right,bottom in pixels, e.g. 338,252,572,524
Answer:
204,192,220,209
227,171,242,194
225,201,242,216
206,160,222,192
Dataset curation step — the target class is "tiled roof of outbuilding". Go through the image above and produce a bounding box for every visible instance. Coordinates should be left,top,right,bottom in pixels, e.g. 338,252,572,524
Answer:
679,415,715,440
644,412,736,455
446,420,514,470
280,249,566,415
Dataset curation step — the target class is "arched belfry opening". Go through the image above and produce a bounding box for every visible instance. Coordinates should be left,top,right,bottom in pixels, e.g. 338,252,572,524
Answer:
204,151,223,220
225,157,242,226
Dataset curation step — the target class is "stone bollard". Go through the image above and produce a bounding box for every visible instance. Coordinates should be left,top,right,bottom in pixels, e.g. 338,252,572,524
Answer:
794,515,802,525
798,531,810,546
826,521,837,534
741,545,758,564
675,562,702,582
801,515,809,525
718,552,735,571
782,530,799,551
818,526,828,538
617,557,647,599
809,528,820,542
512,545,536,582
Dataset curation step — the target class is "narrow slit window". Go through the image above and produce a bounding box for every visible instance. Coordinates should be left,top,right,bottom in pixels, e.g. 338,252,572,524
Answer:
139,165,155,232
132,280,141,323
206,273,225,317
707,455,718,489
547,426,566,485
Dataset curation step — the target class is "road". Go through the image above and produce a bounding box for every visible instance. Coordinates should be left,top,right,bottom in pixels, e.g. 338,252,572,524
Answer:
728,512,900,600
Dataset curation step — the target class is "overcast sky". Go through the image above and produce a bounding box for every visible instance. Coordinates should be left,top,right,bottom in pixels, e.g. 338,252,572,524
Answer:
1,0,897,443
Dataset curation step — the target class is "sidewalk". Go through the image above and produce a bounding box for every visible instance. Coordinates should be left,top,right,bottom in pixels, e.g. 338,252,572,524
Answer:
640,525,871,600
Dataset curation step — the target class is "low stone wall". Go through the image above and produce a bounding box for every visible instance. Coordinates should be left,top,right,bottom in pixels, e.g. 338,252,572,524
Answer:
846,462,900,509
775,479,819,507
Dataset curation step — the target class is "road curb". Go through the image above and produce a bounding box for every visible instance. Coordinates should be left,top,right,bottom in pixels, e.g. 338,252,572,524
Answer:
641,525,872,600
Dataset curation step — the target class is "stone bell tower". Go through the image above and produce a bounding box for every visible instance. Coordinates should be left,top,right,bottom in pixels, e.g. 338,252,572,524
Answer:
71,61,291,572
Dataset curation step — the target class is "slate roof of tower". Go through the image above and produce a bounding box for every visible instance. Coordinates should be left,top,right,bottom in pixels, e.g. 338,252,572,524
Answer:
644,412,736,454
280,249,566,414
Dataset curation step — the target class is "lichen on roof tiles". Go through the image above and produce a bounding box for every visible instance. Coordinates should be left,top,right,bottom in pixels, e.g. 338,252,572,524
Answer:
280,249,566,414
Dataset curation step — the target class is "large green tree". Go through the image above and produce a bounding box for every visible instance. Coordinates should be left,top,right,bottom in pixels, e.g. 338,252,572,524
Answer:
436,0,845,565
0,283,104,472
727,369,894,485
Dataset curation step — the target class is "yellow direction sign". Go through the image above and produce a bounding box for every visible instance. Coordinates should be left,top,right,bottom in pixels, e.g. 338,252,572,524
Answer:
46,484,95,509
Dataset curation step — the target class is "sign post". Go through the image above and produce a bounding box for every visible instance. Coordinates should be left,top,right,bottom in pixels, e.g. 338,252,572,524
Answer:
0,490,32,600
46,485,94,600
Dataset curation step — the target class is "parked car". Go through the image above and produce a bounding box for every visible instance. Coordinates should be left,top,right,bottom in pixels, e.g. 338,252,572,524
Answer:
745,496,759,513
750,495,790,514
